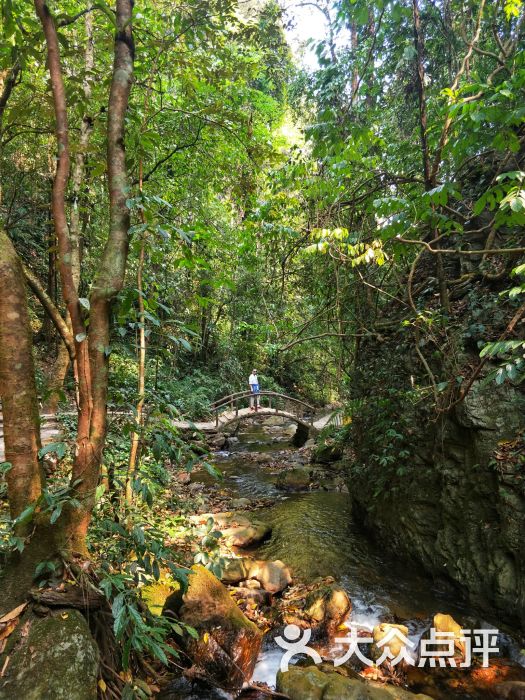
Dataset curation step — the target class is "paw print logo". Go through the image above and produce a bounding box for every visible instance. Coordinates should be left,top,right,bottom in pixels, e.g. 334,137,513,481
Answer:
275,624,322,672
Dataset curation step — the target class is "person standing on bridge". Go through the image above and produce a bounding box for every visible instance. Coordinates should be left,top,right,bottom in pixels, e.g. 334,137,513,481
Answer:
249,369,260,412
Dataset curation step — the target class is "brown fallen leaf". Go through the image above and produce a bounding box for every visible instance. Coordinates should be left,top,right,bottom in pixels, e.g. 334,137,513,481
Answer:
0,602,28,624
0,619,18,641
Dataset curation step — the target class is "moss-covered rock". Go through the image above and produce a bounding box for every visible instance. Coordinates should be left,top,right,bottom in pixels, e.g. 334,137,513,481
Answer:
142,579,180,616
164,565,262,691
0,610,99,700
276,665,433,700
276,467,312,491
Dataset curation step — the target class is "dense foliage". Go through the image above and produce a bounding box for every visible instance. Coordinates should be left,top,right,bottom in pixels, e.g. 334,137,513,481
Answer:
1,0,525,692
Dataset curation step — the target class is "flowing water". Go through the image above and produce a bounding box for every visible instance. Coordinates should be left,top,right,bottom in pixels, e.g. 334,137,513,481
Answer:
204,420,525,692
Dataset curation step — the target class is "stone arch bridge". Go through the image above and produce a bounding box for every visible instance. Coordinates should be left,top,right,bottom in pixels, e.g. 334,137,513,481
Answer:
173,390,340,440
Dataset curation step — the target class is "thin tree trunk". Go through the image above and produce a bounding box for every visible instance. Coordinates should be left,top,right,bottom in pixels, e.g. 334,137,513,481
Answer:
44,10,95,415
0,231,44,530
412,0,431,190
351,22,358,96
41,187,56,345
126,168,146,504
0,62,20,207
412,0,450,312
44,341,71,414
33,0,94,450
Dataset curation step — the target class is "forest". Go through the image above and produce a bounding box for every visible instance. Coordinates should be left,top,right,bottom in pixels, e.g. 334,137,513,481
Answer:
0,0,525,698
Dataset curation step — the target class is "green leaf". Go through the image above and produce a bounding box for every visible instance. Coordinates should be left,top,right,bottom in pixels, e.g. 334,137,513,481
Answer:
14,503,36,526
50,504,63,524
39,442,67,460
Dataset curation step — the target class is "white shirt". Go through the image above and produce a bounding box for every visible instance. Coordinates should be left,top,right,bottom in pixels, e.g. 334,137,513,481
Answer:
249,373,258,386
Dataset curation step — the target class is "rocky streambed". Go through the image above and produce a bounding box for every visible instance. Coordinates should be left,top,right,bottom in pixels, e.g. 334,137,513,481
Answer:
159,416,525,700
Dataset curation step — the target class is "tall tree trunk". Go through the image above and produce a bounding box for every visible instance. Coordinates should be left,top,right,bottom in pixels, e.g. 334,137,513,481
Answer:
0,231,44,530
35,0,134,554
69,0,134,550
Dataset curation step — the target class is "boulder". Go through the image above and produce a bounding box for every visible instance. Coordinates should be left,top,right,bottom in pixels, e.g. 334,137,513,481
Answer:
163,565,262,691
141,580,178,616
303,583,351,634
221,557,253,584
277,666,433,700
191,512,271,548
221,557,292,594
312,441,343,464
248,559,293,594
276,467,312,491
0,610,99,700
280,582,351,637
207,433,227,450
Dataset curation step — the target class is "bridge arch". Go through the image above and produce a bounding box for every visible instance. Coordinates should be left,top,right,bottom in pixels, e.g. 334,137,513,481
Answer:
173,391,339,441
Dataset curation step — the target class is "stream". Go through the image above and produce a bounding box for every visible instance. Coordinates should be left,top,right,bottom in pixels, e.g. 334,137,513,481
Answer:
172,417,525,698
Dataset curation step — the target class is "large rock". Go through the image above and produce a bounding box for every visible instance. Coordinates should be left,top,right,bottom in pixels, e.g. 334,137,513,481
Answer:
348,352,525,628
191,512,271,548
276,666,433,700
248,559,293,594
0,610,99,700
276,467,312,491
313,441,343,464
302,584,351,634
164,565,262,691
142,580,178,616
279,579,351,637
221,557,292,594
